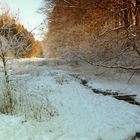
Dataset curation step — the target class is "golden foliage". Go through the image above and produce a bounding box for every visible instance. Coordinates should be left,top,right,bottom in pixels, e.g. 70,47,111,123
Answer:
0,13,43,58
41,0,140,65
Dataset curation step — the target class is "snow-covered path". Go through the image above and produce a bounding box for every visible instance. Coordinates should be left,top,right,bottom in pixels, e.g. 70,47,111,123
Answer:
0,58,140,140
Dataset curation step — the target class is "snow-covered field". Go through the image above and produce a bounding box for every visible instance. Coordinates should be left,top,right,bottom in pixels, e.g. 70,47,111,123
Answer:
0,58,140,140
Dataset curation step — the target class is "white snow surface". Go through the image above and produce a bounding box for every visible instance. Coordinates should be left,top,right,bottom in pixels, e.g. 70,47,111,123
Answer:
0,58,140,140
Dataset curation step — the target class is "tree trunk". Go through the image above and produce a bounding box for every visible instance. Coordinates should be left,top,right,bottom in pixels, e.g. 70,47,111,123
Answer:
136,0,140,27
1,56,13,114
123,0,130,27
2,56,9,84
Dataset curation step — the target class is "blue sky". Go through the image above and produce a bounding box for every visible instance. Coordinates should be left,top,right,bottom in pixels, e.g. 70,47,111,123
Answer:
0,0,44,39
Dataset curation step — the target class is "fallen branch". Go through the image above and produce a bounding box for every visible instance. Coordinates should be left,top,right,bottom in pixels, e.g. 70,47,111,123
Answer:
76,55,140,71
92,88,140,106
95,64,140,71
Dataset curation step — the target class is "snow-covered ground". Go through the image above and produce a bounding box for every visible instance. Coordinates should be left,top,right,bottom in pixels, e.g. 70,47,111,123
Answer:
0,58,140,140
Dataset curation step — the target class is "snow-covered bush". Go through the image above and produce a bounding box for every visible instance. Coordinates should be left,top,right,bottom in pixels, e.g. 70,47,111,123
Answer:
59,46,80,62
0,78,16,114
0,72,57,121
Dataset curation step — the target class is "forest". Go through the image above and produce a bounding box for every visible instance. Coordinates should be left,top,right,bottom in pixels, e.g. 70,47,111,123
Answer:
40,0,140,70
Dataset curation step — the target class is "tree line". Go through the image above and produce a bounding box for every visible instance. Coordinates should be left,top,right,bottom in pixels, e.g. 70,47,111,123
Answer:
0,12,43,58
40,0,140,70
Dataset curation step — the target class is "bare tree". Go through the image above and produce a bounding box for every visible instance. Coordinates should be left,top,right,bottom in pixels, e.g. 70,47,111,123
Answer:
0,13,35,114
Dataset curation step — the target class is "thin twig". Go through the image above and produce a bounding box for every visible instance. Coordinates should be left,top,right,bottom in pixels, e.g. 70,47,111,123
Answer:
128,70,137,83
